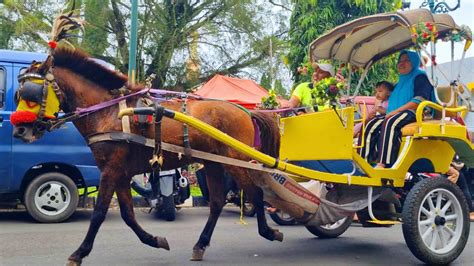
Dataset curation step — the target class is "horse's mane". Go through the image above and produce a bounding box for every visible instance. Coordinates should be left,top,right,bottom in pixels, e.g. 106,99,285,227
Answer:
52,47,128,90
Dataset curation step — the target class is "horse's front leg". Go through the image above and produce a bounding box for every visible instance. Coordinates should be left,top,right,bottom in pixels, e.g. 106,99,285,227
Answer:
191,162,227,261
67,174,115,266
115,178,170,250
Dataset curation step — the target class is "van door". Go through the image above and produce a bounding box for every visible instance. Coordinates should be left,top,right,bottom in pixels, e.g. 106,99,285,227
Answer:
0,62,13,191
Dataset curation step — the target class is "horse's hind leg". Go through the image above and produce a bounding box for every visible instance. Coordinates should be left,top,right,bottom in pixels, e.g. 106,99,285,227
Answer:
227,168,284,242
115,179,170,250
67,174,115,265
191,161,227,261
250,185,284,242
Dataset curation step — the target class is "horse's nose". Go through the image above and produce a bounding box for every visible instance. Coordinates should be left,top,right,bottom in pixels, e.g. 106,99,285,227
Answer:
13,126,27,138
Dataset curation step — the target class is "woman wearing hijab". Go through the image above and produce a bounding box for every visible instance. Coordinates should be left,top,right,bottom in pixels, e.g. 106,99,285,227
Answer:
359,50,434,168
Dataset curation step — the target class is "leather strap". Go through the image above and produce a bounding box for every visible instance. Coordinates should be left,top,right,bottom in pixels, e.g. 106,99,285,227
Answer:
87,132,295,178
119,100,131,133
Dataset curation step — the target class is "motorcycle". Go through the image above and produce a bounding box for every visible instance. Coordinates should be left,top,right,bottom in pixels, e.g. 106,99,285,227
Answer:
196,168,256,217
131,168,190,221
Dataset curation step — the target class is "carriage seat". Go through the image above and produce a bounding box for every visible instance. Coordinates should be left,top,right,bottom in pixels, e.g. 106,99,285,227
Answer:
401,85,459,136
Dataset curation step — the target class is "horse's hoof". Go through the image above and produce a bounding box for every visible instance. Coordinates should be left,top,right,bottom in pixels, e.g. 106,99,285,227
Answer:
190,247,205,261
274,231,284,242
155,236,170,250
66,259,81,266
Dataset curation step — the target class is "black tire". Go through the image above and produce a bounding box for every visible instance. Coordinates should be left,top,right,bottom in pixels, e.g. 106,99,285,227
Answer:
402,177,470,265
305,216,352,238
156,195,176,221
24,172,79,223
269,209,297,225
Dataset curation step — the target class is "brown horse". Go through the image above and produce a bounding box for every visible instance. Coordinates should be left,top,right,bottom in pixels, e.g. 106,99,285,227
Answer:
12,47,283,265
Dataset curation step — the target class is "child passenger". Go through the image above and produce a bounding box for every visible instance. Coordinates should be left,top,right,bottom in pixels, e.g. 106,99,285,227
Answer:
370,81,394,119
354,81,394,137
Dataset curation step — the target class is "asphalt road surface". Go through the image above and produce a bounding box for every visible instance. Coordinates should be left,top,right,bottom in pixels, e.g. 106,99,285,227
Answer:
1,207,474,265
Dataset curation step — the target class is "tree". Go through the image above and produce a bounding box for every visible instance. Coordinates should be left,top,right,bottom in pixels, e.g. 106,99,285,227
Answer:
1,0,289,91
288,0,401,94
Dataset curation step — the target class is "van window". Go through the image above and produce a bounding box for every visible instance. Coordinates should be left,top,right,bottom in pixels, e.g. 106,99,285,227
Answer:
0,68,5,109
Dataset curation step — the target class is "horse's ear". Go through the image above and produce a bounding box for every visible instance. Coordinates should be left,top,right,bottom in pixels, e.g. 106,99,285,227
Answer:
37,56,54,74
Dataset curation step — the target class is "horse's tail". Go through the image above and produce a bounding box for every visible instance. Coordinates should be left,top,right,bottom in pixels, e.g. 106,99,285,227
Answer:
251,112,280,158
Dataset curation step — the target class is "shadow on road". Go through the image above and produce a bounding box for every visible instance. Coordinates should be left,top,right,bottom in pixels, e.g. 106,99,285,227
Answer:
0,209,93,223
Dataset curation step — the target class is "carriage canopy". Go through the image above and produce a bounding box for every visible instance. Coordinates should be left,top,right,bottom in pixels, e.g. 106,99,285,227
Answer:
309,8,472,68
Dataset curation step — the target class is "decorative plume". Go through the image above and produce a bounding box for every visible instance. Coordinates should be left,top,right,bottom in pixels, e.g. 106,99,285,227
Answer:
49,1,84,50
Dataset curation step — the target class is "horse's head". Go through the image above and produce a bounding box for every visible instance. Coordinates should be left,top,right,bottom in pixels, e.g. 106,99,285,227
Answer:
12,57,62,142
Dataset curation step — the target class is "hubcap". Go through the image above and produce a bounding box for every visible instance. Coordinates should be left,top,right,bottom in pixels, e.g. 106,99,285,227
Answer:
321,217,348,230
418,188,463,254
34,181,71,216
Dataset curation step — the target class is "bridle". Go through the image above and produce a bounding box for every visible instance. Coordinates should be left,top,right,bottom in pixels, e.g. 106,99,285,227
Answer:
15,63,69,134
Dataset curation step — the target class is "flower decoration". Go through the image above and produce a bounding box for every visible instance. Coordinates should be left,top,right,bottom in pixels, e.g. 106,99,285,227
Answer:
260,89,280,110
442,25,472,43
412,22,438,46
297,62,311,76
48,40,58,49
310,77,344,107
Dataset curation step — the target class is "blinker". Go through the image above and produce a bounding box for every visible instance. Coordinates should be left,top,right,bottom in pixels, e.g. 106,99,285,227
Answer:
19,81,44,103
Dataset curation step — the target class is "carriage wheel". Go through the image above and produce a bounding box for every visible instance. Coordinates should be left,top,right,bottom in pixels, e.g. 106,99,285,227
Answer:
305,216,352,238
402,177,470,265
269,209,297,225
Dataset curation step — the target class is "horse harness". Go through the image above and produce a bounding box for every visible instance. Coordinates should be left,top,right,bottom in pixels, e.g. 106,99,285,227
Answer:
15,69,71,134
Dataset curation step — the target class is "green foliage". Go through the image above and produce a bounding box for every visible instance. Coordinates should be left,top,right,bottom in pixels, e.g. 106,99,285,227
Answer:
1,0,286,91
260,72,272,90
82,0,109,56
260,72,288,99
273,79,287,98
288,0,401,95
260,89,280,109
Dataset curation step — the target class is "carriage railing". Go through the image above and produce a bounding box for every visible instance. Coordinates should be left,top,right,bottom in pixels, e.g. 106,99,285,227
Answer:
414,100,468,136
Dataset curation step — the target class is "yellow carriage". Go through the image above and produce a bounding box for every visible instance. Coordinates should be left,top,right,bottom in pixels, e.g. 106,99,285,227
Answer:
124,8,472,265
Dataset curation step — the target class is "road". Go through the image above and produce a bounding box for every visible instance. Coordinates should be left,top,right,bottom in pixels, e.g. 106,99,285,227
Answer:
1,207,474,265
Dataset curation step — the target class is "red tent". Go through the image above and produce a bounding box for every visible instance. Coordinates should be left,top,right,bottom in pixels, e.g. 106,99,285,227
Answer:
194,74,289,109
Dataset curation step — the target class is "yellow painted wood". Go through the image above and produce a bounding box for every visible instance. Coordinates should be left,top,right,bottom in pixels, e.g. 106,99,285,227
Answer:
118,105,470,188
279,107,354,160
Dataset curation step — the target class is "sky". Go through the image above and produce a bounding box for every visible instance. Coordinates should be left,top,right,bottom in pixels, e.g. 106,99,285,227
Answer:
408,0,474,64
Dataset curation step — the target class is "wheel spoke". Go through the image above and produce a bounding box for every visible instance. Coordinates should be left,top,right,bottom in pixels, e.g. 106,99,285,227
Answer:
443,226,455,238
421,206,431,216
435,192,443,210
440,199,452,214
422,226,433,242
445,214,458,221
419,219,432,226
36,194,50,207
427,194,436,212
438,227,447,248
430,227,439,250
48,184,63,197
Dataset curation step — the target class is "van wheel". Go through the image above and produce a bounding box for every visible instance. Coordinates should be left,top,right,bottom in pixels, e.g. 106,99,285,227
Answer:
24,172,79,223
